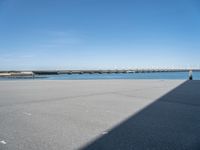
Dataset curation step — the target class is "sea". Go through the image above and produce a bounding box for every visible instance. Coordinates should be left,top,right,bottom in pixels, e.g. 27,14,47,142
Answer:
1,71,200,80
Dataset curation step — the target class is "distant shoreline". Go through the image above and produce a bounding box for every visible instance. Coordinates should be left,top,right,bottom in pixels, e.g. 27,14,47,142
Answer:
1,71,199,80
0,69,195,77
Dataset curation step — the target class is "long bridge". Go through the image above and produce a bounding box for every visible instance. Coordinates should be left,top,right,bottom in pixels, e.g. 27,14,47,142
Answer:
32,69,200,75
0,69,200,77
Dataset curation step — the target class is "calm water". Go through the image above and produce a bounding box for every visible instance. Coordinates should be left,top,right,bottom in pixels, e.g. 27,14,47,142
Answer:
1,71,200,80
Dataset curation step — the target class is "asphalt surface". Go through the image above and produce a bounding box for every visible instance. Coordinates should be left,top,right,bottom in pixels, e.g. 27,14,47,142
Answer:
0,80,199,150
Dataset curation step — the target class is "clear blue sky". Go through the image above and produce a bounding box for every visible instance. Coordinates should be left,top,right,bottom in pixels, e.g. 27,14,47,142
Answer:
0,0,200,70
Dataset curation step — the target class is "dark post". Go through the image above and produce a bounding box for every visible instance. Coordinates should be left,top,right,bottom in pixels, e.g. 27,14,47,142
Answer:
189,70,193,80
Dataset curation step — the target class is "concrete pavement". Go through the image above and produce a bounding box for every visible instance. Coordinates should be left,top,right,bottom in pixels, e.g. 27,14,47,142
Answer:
0,80,199,150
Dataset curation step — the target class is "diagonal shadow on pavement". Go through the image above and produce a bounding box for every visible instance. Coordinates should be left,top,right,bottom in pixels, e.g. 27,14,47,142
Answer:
81,80,200,150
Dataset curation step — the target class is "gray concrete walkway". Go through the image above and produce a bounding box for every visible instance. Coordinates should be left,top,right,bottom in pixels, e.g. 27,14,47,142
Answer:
0,80,199,150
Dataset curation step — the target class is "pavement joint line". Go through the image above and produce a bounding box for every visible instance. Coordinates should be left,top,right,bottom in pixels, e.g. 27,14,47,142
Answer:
0,92,115,108
160,99,200,108
0,87,166,108
113,92,156,100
